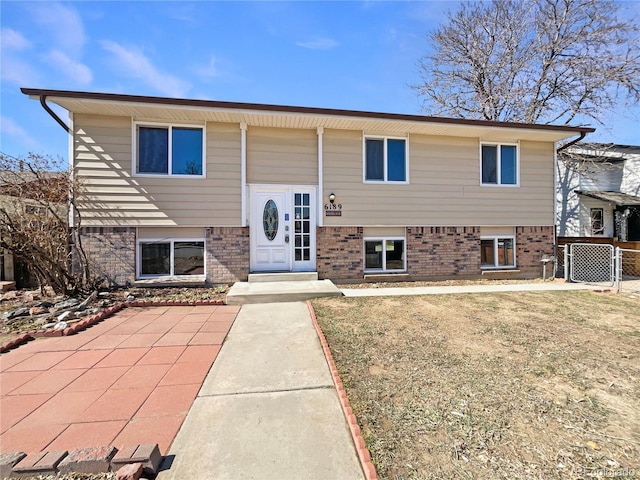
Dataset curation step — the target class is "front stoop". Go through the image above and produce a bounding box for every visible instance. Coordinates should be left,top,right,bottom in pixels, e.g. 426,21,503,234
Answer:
248,272,318,283
226,279,342,305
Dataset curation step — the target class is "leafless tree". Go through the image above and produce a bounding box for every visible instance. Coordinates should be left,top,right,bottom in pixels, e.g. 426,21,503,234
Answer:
0,152,95,294
414,0,640,127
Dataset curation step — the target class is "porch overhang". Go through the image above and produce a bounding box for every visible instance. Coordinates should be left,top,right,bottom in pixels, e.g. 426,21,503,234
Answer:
575,190,640,207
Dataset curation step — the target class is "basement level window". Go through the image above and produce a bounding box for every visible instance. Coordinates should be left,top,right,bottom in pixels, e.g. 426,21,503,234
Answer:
364,238,406,272
481,237,516,269
138,239,205,277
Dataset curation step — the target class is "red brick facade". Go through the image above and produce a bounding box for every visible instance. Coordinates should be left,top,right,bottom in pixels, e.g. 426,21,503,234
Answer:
206,226,250,283
79,227,136,287
515,226,555,275
79,224,552,285
406,226,481,277
316,227,363,280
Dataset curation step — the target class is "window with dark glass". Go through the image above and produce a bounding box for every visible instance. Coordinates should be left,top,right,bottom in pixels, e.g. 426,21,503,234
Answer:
137,125,203,176
482,144,517,185
590,208,604,235
139,240,204,277
364,238,405,271
365,137,406,182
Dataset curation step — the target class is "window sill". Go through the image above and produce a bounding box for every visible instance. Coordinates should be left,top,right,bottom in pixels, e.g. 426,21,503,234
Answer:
133,173,206,179
134,275,206,287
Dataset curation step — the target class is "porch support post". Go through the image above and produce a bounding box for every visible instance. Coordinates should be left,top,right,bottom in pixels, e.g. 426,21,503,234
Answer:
240,121,247,227
317,126,324,227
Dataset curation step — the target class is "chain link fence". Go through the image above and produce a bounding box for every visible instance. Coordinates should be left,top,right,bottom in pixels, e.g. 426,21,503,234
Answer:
617,248,640,293
569,243,615,285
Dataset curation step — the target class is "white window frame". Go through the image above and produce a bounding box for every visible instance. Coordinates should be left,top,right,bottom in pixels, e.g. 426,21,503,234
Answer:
362,135,409,184
480,236,517,269
136,238,206,278
480,142,519,187
132,121,206,178
363,236,407,273
590,208,605,236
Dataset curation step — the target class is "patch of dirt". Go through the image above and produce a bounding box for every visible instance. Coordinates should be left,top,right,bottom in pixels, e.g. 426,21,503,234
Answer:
313,291,640,480
1,285,230,346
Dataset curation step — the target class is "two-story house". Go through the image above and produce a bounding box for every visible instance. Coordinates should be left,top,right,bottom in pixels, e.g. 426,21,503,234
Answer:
22,88,594,286
557,143,640,242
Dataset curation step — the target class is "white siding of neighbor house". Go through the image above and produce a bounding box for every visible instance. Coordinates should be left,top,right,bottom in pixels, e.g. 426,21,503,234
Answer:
322,129,554,227
74,115,241,226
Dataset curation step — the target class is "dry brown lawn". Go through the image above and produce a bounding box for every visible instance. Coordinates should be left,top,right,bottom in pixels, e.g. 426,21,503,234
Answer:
313,291,639,480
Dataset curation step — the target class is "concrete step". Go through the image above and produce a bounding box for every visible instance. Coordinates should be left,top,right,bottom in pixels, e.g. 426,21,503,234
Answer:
248,272,318,283
226,279,342,305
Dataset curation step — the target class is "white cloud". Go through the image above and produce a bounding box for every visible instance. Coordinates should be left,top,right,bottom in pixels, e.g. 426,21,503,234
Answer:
296,37,339,50
30,2,86,56
0,28,31,51
101,40,191,97
0,116,40,150
45,50,93,86
196,56,221,80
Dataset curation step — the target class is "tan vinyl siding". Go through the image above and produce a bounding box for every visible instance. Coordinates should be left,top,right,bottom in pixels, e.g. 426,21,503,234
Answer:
247,127,317,185
74,115,241,226
363,227,406,237
323,129,554,227
481,227,516,236
137,227,205,239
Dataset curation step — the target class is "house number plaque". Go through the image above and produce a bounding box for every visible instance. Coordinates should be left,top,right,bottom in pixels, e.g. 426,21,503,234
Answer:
324,203,343,216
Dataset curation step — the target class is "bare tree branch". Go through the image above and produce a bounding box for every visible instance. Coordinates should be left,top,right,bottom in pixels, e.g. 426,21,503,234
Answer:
414,0,640,128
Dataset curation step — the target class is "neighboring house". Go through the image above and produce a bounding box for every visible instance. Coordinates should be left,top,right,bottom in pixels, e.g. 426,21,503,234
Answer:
557,144,640,241
0,170,68,287
22,88,594,286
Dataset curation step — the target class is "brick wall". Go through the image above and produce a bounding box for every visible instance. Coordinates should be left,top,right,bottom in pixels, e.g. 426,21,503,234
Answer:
316,227,363,280
206,227,249,283
79,227,136,287
407,226,481,277
516,226,554,275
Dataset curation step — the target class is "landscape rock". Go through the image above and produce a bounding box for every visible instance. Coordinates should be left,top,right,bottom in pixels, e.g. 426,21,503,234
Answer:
3,307,30,321
57,311,74,322
116,462,143,480
126,295,135,302
53,321,68,331
33,301,54,309
53,298,80,310
29,306,48,316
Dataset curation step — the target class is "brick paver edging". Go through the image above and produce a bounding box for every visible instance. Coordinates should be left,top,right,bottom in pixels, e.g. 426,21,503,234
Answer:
306,301,378,480
0,299,225,354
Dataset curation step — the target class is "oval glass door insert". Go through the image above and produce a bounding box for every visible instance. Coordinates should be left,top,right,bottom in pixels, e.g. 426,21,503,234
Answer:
263,199,278,241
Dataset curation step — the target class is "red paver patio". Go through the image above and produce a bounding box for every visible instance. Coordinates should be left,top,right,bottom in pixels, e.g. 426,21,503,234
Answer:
0,305,238,456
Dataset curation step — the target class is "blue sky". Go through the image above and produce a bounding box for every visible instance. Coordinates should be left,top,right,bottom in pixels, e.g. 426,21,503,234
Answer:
1,1,639,160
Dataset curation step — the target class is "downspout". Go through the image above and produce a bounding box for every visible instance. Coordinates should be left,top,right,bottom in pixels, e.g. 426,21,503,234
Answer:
39,95,70,133
556,130,587,153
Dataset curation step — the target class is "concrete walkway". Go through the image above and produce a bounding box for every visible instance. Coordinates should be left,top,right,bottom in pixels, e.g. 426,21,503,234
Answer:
341,281,605,297
158,302,364,480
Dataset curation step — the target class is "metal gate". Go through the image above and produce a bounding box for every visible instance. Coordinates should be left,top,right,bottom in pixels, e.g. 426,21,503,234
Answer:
569,243,615,286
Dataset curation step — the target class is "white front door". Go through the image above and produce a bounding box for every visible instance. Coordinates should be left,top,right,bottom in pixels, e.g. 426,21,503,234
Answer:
249,185,316,272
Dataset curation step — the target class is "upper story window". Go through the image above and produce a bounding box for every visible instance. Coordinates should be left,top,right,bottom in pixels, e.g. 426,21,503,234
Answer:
135,123,205,176
364,137,407,183
481,143,518,186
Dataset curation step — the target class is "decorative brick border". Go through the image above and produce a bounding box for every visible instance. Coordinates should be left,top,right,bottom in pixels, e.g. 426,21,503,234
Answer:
0,299,225,354
306,301,378,480
3,444,161,478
